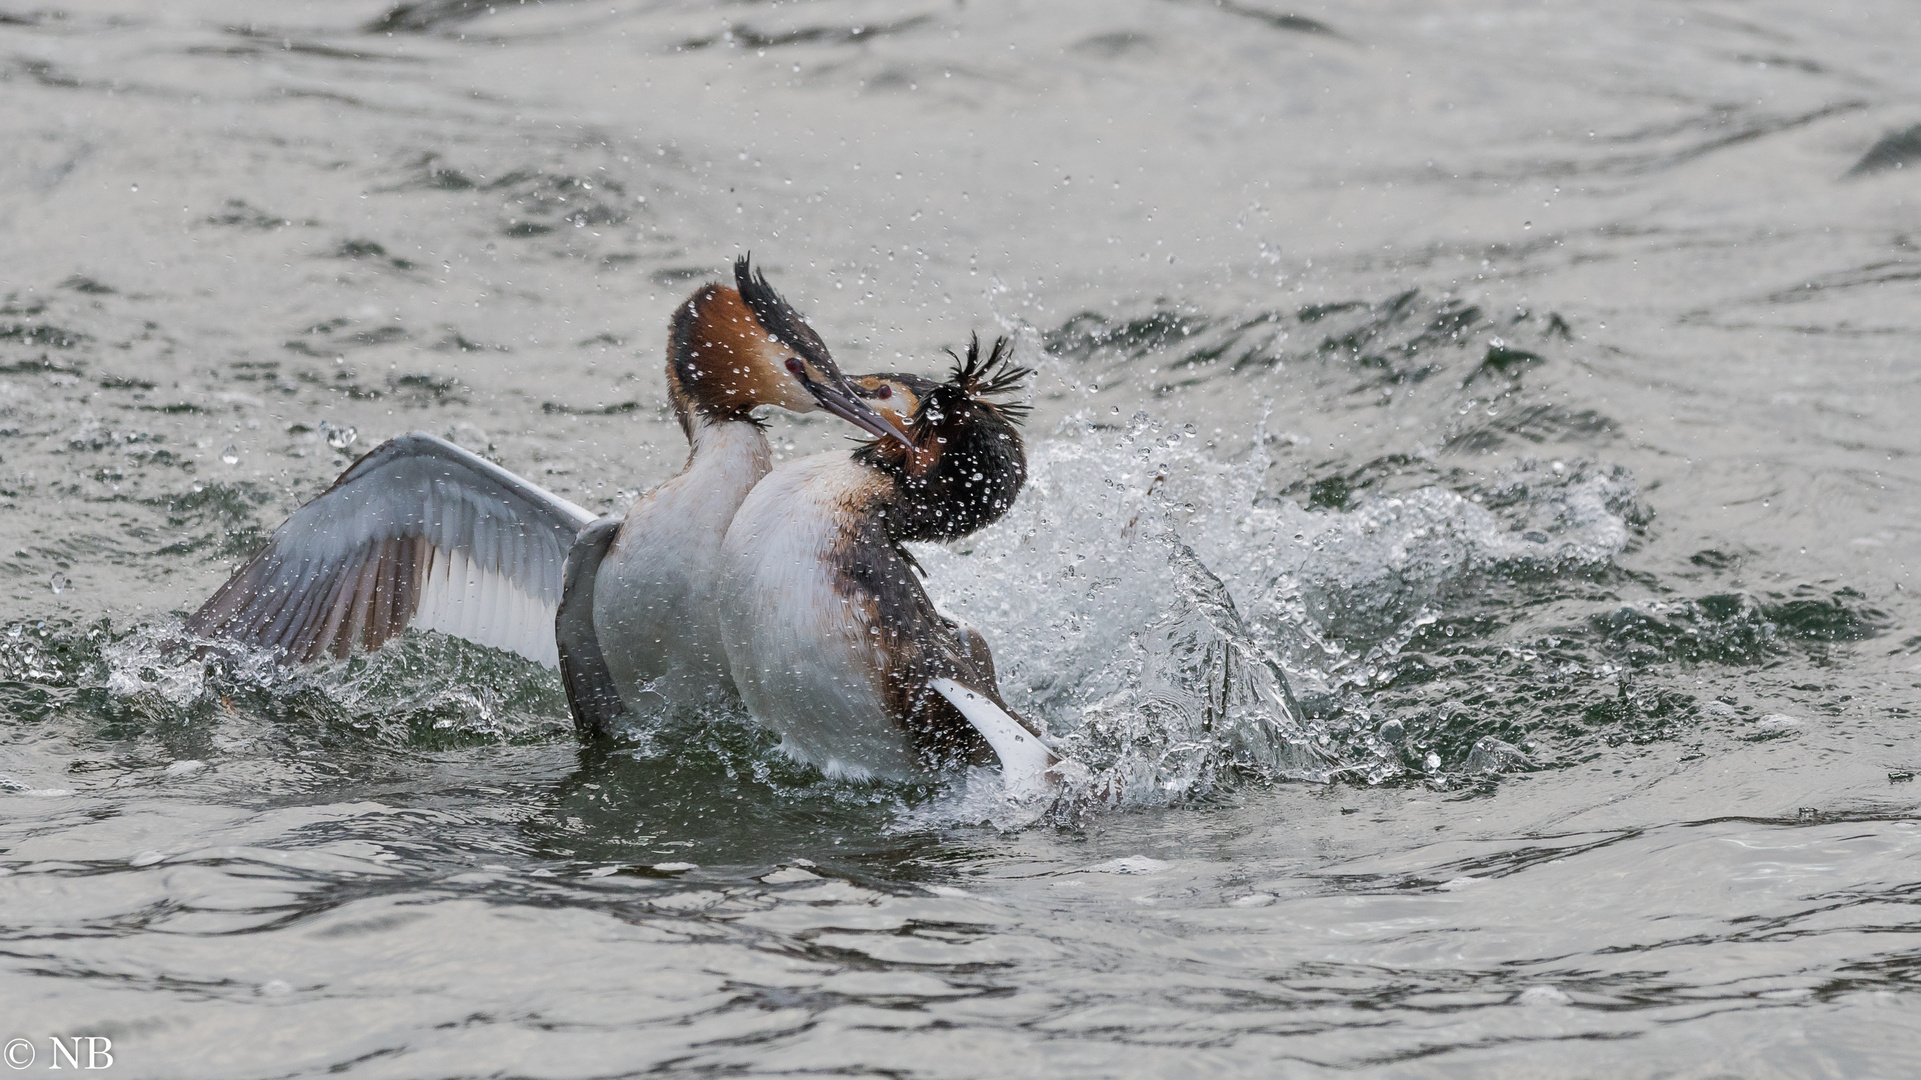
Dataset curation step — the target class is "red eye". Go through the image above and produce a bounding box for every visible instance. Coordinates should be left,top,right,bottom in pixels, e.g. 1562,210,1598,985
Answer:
875,384,892,400
785,358,804,374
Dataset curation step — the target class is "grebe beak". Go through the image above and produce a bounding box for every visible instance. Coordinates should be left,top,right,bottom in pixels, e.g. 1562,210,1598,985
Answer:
797,364,914,446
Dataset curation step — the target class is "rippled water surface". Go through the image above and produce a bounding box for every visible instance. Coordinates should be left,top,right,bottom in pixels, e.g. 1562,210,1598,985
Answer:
4,0,1921,1075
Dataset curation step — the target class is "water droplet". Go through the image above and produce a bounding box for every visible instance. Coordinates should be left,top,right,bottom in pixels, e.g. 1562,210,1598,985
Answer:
49,572,68,594
220,445,239,465
1523,220,1532,230
320,421,357,450
1423,750,1441,772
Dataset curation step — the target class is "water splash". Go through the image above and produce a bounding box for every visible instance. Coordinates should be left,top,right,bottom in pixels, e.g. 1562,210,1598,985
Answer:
919,414,1638,800
320,420,358,451
99,618,572,749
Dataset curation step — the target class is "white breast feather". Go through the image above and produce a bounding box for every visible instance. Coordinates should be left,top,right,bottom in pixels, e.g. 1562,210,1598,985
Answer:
719,454,917,781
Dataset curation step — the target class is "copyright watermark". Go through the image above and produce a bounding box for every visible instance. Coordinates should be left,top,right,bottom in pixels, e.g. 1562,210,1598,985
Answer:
4,1037,113,1070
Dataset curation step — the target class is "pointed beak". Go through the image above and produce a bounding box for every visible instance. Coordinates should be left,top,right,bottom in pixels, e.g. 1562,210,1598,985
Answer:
802,371,914,446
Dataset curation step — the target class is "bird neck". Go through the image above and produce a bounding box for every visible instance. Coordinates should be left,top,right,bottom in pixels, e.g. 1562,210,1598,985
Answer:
682,404,772,472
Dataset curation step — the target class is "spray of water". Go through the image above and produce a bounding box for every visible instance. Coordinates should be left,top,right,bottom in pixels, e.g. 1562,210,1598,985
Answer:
920,413,1636,807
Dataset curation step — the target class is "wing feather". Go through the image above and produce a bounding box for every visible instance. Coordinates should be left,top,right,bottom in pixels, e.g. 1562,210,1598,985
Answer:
250,555,306,641
188,432,594,667
455,548,480,643
834,516,1044,767
367,537,399,649
471,497,496,575
307,560,357,663
484,555,508,645
282,561,338,661
339,555,374,656
450,546,477,643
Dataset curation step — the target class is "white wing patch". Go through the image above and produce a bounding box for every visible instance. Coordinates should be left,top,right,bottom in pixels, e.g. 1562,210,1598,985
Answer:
413,546,560,668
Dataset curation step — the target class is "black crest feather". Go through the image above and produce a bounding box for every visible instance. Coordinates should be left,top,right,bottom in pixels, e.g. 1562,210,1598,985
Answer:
941,334,1032,422
733,253,832,366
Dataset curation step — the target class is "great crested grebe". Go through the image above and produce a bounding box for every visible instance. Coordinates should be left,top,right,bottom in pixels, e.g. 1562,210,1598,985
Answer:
715,337,1060,796
189,257,908,738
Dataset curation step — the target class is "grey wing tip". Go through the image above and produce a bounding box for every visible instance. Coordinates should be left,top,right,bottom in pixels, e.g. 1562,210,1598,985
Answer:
557,517,628,740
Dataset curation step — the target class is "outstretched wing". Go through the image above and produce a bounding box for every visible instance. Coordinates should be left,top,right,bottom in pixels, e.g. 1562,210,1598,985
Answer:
188,432,595,667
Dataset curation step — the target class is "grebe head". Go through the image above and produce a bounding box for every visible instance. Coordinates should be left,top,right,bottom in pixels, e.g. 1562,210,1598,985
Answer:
853,334,1032,542
666,256,910,444
849,371,939,433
